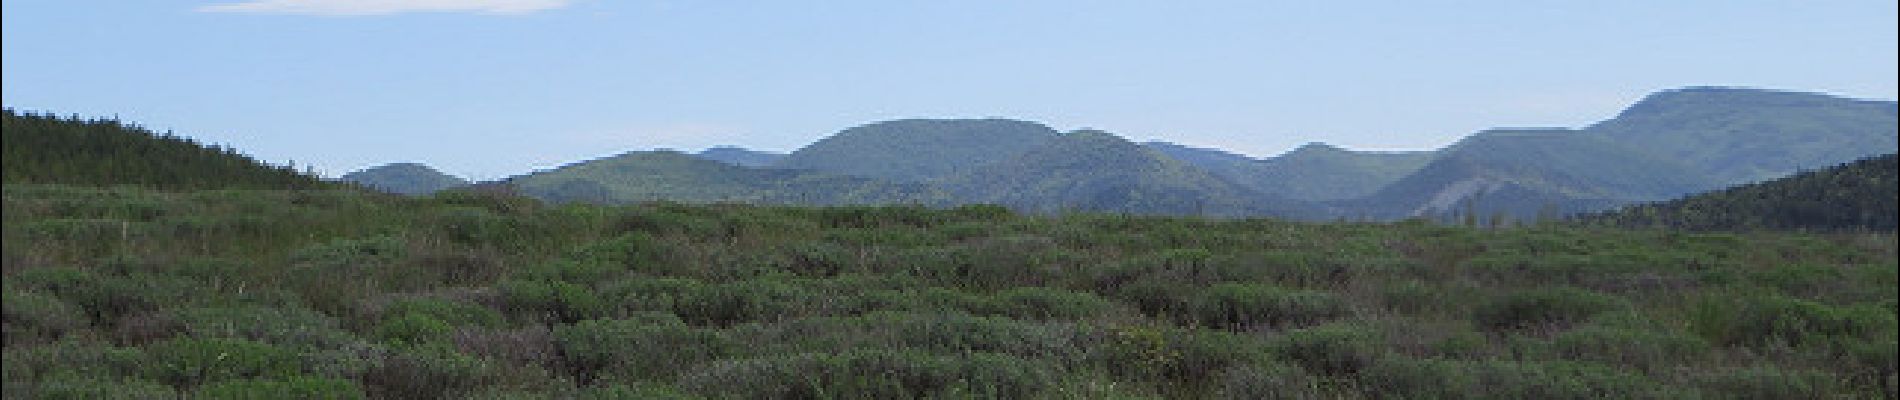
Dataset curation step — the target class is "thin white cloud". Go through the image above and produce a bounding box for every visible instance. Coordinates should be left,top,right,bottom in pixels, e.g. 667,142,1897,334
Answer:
197,0,572,16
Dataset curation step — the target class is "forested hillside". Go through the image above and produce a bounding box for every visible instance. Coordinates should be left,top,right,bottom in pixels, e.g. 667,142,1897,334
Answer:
1577,154,1898,231
1,109,330,190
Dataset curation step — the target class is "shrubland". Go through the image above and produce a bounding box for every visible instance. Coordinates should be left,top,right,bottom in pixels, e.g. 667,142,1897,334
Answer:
4,184,1894,398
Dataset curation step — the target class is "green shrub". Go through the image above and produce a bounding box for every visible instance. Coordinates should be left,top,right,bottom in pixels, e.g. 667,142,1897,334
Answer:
1101,325,1271,386
1549,326,1710,372
375,312,454,346
597,277,704,316
497,279,607,324
141,337,302,388
989,286,1116,320
289,235,404,267
379,298,505,328
673,279,814,326
1187,283,1347,329
1360,357,1669,399
161,306,352,349
359,347,490,400
7,268,204,326
678,350,1054,399
1269,323,1383,376
196,376,367,400
1692,366,1842,399
1687,291,1895,348
553,317,729,382
1212,363,1321,400
2,289,91,345
1472,287,1626,333
3,340,148,384
31,377,177,400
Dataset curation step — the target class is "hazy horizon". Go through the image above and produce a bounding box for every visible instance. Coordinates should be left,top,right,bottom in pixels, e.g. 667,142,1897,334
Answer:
5,1,1896,180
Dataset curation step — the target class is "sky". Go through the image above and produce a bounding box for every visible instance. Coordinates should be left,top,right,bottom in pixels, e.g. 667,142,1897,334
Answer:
4,0,1896,180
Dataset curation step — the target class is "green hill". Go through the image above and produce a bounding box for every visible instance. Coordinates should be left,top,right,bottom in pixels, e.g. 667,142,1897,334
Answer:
1,109,329,189
1576,153,1898,231
1346,129,1714,219
693,146,786,167
504,150,950,205
1141,141,1263,186
776,119,1060,182
1587,87,1898,184
1253,143,1437,201
943,130,1323,218
341,163,468,196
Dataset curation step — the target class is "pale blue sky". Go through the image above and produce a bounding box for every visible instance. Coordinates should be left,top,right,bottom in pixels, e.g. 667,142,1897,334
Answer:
4,0,1895,180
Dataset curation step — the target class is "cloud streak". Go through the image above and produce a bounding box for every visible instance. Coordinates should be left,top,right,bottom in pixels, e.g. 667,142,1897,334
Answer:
197,0,572,16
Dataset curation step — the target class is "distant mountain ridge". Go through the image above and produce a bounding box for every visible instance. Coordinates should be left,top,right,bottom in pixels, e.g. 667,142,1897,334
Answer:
341,163,468,196
693,146,786,167
775,119,1060,182
9,86,1891,223
944,130,1323,218
1588,86,1899,184
503,150,950,205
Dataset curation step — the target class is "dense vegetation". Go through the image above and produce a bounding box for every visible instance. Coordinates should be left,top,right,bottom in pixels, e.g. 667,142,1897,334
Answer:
5,184,1895,399
341,163,469,196
1578,154,1899,232
1,109,331,190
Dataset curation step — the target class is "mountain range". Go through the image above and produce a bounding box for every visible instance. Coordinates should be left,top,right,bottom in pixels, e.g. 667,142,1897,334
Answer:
340,163,468,195
344,86,1898,220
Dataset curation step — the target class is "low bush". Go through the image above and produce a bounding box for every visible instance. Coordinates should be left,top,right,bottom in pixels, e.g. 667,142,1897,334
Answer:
196,376,367,400
1687,291,1894,348
1269,323,1384,376
678,350,1055,399
140,337,302,388
1187,283,1348,329
988,286,1117,320
1549,326,1710,373
1472,287,1626,333
552,317,729,383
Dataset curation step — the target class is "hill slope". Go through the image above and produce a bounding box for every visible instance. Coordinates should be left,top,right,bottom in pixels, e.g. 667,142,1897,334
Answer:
1,109,329,189
943,130,1323,218
1346,129,1714,219
504,150,949,205
1253,143,1437,201
693,146,786,168
1587,86,1898,184
1141,141,1263,185
1576,153,1898,231
776,119,1060,182
341,163,468,196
